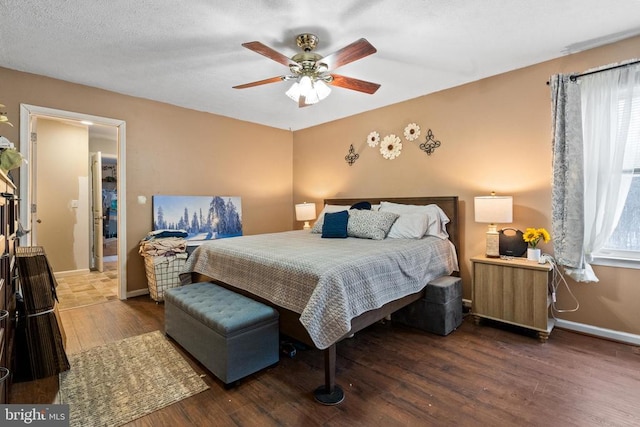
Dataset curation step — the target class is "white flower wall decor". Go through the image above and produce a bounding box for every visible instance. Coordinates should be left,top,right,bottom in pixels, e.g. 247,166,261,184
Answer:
366,131,380,147
358,122,440,163
379,134,402,160
403,123,420,141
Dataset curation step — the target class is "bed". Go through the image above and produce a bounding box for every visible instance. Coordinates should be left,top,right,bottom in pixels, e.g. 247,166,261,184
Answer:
180,196,460,404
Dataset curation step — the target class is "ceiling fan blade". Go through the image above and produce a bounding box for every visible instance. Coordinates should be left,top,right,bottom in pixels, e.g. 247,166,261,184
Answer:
242,41,295,67
329,74,381,94
233,76,284,89
321,38,377,70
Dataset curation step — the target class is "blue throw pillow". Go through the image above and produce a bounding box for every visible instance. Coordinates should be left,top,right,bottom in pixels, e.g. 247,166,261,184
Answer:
322,210,349,238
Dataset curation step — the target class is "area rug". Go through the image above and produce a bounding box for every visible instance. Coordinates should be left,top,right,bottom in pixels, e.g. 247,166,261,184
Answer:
59,330,209,427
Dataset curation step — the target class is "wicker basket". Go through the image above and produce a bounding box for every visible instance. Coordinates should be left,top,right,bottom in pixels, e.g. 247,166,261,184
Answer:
14,246,70,381
143,253,188,302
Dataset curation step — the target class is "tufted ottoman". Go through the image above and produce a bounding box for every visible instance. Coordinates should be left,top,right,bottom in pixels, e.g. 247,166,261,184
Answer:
164,281,279,385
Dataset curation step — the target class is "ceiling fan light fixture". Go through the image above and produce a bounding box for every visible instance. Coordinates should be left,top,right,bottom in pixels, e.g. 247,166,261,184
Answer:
314,79,331,101
285,76,331,105
285,81,301,102
300,76,320,104
299,75,313,95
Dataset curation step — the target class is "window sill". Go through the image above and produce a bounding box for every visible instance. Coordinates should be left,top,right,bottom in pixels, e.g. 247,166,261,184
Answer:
591,256,640,270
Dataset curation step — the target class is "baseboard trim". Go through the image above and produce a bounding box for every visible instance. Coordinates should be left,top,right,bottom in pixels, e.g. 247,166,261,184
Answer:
465,298,639,345
126,288,150,299
554,319,640,346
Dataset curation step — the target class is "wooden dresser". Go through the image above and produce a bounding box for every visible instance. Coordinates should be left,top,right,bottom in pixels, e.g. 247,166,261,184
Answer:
0,169,17,403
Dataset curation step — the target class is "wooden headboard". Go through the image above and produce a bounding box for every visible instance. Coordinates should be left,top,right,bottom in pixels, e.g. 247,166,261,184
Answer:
323,196,460,258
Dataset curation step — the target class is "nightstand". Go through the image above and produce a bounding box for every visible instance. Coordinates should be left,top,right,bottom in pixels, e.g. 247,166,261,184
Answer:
471,255,554,342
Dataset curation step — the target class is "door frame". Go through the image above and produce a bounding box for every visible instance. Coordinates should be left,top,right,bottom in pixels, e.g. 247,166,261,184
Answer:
19,104,128,299
90,151,104,273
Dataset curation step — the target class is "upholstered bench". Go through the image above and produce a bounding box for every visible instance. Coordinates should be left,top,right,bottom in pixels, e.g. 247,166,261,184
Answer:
392,275,463,336
164,281,279,385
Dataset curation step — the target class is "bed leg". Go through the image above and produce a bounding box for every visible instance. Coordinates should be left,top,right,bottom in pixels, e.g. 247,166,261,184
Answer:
313,344,345,405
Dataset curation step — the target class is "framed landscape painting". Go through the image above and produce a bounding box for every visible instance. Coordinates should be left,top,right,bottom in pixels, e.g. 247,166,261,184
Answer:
152,195,242,243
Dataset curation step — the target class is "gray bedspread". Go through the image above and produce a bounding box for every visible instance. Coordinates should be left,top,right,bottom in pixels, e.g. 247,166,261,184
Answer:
180,230,459,349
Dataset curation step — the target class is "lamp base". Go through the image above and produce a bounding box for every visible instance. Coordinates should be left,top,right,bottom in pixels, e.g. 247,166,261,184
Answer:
303,221,311,230
485,224,500,258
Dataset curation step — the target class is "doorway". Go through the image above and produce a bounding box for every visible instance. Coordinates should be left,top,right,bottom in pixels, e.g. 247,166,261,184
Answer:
19,104,127,299
100,154,118,266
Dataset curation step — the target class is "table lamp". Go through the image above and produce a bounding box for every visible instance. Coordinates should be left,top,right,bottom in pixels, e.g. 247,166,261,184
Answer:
295,202,316,230
474,192,513,257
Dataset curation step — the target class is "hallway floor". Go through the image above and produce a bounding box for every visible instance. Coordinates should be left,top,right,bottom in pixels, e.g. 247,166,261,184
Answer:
55,260,118,311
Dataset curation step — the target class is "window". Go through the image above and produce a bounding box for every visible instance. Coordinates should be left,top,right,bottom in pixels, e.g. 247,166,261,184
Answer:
593,85,640,267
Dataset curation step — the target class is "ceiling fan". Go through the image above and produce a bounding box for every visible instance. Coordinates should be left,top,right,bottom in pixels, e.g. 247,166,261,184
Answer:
233,33,381,107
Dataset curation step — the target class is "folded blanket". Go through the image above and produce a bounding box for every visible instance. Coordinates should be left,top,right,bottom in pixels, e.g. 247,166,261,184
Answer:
139,236,187,256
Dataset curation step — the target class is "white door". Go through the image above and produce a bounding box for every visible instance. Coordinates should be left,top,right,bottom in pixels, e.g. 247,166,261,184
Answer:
91,152,104,272
33,118,90,272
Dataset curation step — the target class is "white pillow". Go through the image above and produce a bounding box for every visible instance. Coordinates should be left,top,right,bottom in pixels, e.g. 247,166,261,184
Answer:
311,204,349,233
387,213,430,239
379,202,450,239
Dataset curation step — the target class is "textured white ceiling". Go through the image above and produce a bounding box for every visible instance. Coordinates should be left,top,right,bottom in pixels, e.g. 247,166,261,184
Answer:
1,0,639,130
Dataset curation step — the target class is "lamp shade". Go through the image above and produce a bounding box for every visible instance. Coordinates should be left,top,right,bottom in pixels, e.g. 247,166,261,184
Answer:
474,195,513,224
313,79,331,101
295,202,316,230
474,194,513,257
295,203,316,221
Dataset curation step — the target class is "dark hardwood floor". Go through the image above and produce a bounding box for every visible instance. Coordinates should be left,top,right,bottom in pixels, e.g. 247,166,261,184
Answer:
10,297,640,426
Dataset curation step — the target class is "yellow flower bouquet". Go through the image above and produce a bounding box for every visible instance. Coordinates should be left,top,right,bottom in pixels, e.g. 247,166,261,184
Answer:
523,227,551,248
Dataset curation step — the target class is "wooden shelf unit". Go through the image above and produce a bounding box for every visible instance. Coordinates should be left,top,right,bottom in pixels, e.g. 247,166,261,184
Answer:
471,255,554,342
0,169,17,403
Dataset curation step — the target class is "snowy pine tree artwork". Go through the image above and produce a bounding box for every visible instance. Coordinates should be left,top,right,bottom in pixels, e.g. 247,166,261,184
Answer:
152,195,242,241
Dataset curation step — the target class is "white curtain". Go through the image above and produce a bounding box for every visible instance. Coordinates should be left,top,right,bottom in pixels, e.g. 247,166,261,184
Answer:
551,62,640,282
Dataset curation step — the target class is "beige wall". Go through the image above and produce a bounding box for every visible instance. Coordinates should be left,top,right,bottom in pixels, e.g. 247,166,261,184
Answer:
0,67,293,292
89,135,117,157
292,35,640,336
37,118,90,272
